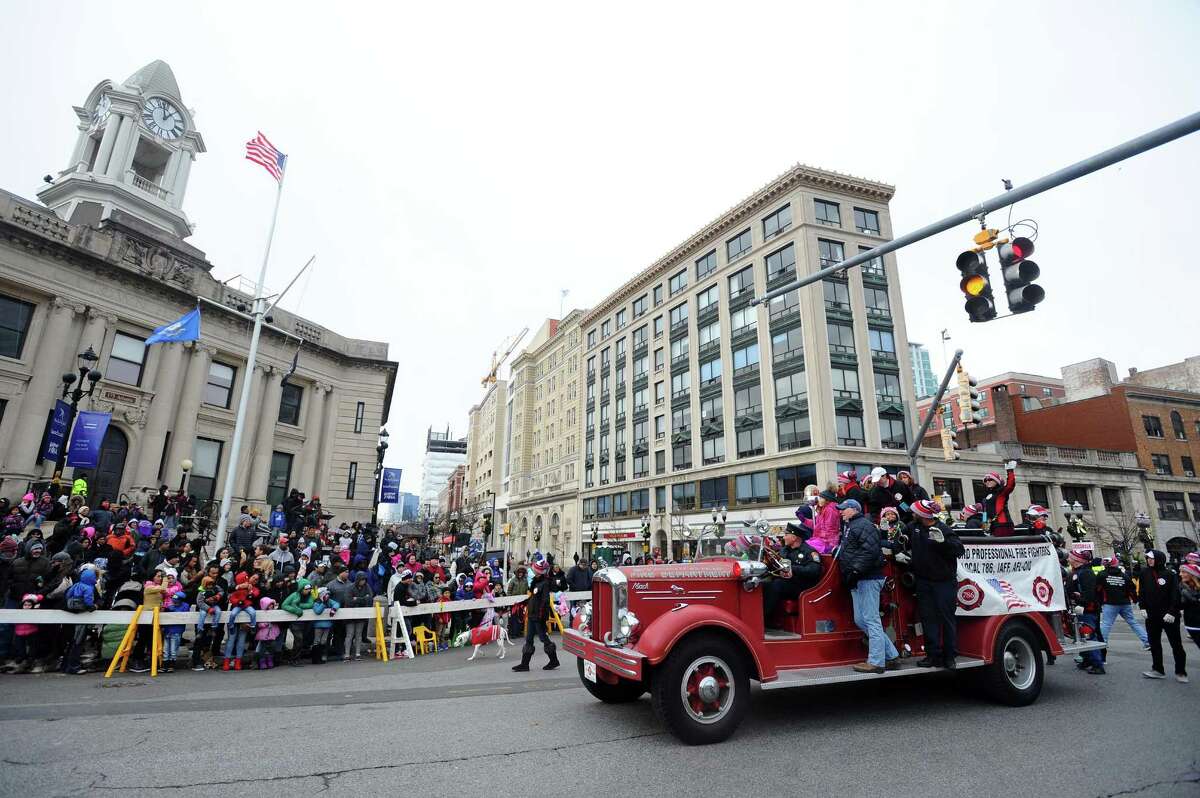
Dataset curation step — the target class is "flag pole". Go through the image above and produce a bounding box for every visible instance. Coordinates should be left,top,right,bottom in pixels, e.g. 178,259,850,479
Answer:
213,162,287,553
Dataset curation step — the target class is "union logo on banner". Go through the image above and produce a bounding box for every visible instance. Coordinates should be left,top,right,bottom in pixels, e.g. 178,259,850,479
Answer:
956,578,985,611
1031,576,1054,607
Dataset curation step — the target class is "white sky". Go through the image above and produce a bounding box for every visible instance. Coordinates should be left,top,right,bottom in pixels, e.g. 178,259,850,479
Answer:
2,1,1198,493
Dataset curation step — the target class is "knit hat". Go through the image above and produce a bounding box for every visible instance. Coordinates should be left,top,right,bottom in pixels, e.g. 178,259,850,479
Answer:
1181,563,1200,581
911,499,940,519
983,471,1002,485
1103,556,1120,568
1068,549,1089,566
531,559,548,575
869,467,888,482
400,569,413,579
29,540,45,554
1026,504,1050,519
960,503,981,519
1186,552,1200,565
21,593,40,605
239,514,253,525
879,506,899,520
318,587,330,598
794,504,814,523
0,537,18,560
22,493,33,502
818,489,837,502
837,471,857,485
83,526,96,539
897,470,912,480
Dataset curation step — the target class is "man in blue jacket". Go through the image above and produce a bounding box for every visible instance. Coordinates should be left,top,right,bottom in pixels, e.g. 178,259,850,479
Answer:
836,499,899,674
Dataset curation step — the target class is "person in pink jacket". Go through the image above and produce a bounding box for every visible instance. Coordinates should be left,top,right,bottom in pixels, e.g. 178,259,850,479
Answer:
254,597,282,669
809,490,842,554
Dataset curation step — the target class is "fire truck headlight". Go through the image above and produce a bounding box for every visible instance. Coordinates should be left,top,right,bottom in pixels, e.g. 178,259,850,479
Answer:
617,609,640,643
577,601,592,636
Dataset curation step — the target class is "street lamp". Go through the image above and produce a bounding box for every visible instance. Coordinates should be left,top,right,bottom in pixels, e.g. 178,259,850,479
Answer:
640,513,651,554
370,428,389,526
53,346,103,478
710,505,728,539
1134,511,1155,551
1061,500,1089,542
178,458,193,494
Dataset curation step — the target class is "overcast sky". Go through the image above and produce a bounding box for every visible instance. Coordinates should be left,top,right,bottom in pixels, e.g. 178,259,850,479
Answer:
2,1,1198,493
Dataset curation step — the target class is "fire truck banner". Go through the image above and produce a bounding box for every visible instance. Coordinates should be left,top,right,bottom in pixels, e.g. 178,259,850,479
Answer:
954,542,1066,616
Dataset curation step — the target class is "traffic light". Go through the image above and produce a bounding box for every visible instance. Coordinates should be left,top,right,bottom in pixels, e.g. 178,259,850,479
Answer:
956,250,997,322
997,236,1044,314
957,367,984,425
940,424,961,461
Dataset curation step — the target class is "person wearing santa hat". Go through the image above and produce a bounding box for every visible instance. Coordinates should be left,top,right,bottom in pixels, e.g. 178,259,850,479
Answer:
1179,560,1200,654
980,461,1018,536
1068,547,1105,674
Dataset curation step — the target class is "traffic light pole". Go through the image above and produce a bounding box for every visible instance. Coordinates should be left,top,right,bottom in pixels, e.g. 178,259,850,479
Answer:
908,348,963,487
753,110,1200,306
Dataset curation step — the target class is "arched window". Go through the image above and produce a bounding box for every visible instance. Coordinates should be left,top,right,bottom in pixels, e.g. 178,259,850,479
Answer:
550,512,560,531
1170,411,1187,440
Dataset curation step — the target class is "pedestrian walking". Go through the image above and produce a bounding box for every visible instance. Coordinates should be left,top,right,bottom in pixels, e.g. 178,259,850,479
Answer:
511,559,559,672
1138,550,1187,682
1096,556,1150,651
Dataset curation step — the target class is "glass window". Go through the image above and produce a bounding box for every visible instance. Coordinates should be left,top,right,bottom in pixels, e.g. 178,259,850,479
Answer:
267,451,294,507
1183,455,1195,475
1061,485,1091,510
204,362,236,408
587,356,595,375
702,435,725,465
279,383,303,425
836,414,865,446
869,328,896,355
671,336,689,361
1155,491,1188,521
655,415,666,438
771,327,804,362
601,319,611,338
672,482,696,510
1029,483,1050,507
775,371,807,403
587,329,596,348
671,370,690,396
726,229,752,261
777,417,810,450
1102,488,1124,512
737,426,765,457
632,325,647,347
700,394,723,420
699,358,722,386
601,347,611,368
633,295,648,317
669,269,688,295
653,315,664,338
733,343,759,370
728,265,755,300
597,495,611,517
108,332,147,385
765,243,796,278
616,309,627,329
865,287,890,313
614,492,628,514
730,306,757,335
672,442,692,470
0,295,35,359
654,348,665,371
631,488,650,512
615,338,626,359
875,371,903,400
696,250,718,280
698,321,720,347
699,476,728,508
346,461,358,500
814,199,841,226
735,384,761,416
1143,415,1164,437
672,407,690,433
353,401,366,434
654,285,664,306
633,419,648,442
763,204,792,238
736,471,770,504
879,416,906,448
859,246,885,278
768,288,800,319
823,279,851,308
189,437,223,503
933,478,964,508
827,322,855,352
655,381,665,403
777,464,817,502
655,450,666,474
697,285,719,314
634,355,648,378
831,367,860,398
818,238,845,267
1171,410,1187,440
854,207,880,234
1151,453,1173,475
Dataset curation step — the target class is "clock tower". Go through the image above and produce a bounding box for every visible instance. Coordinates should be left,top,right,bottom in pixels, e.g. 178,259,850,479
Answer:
38,60,206,240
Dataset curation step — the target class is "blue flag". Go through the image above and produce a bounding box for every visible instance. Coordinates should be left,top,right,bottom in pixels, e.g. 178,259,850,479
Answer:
145,308,200,345
66,411,112,469
380,468,402,503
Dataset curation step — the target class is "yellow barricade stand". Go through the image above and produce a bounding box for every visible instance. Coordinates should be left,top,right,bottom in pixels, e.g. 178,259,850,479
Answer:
150,607,162,678
104,604,144,678
373,603,388,661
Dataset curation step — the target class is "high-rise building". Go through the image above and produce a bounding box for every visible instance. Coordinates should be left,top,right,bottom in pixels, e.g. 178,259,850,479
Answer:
465,379,508,535
419,426,466,519
577,164,918,560
908,342,938,399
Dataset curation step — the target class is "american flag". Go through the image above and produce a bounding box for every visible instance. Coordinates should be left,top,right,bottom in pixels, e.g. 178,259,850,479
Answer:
987,578,1030,611
245,132,287,181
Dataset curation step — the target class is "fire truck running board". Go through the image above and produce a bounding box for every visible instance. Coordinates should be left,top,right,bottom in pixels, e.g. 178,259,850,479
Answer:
760,658,987,690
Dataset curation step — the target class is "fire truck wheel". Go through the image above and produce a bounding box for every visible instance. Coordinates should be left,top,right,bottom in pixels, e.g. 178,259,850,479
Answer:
981,623,1045,706
577,659,645,703
651,632,749,745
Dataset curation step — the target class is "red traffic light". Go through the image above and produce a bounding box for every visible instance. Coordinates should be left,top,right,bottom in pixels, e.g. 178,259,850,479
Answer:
998,236,1034,264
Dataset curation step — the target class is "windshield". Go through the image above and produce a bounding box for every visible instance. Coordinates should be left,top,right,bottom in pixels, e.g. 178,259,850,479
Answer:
688,520,775,561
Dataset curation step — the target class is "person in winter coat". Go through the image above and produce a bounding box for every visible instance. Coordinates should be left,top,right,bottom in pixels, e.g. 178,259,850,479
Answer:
254,597,283,669
1179,562,1200,654
810,490,842,554
762,520,823,625
565,559,593,592
342,571,374,661
511,560,559,672
61,566,99,674
310,587,339,664
1138,550,1186,682
1068,548,1105,674
5,594,42,673
899,500,965,669
836,471,870,511
281,577,317,659
160,592,189,672
7,541,50,603
979,462,1018,536
107,526,135,559
866,468,913,523
835,499,898,674
1096,556,1149,650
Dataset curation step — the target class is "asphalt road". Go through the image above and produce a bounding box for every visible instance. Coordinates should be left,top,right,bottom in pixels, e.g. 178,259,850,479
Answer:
0,630,1195,798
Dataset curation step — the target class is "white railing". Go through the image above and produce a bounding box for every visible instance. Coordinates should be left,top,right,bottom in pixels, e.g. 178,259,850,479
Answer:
997,442,1139,469
128,172,170,201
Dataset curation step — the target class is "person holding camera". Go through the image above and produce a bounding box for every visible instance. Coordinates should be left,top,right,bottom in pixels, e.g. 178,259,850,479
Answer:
836,499,898,674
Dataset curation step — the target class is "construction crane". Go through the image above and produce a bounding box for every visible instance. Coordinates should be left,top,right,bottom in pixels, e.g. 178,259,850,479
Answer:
482,327,528,387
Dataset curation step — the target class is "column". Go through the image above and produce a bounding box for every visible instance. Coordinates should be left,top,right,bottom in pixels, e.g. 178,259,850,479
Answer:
233,365,268,499
68,128,89,171
246,367,284,503
313,387,338,501
3,299,79,475
78,308,114,363
294,382,329,495
93,118,120,175
171,151,193,209
104,114,136,180
165,344,213,479
130,342,186,491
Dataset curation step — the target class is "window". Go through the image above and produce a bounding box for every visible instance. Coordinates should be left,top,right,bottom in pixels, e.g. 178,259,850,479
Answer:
1154,491,1188,521
633,295,648,318
601,319,611,338
189,437,223,503
836,413,865,446
204,362,236,408
601,348,611,369
615,459,626,482
354,401,365,433
733,342,759,371
823,279,851,309
699,476,728,508
777,464,817,502
655,415,666,439
765,243,796,279
631,489,649,513
672,482,696,510
655,450,666,474
865,287,890,315
346,462,358,500
726,228,752,261
814,199,841,226
670,302,689,329
1183,456,1196,476
653,315,664,338
933,477,964,509
879,416,906,449
698,321,720,348
1143,415,1164,438
587,329,597,349
583,498,595,520
1061,485,1091,511
672,441,692,470
654,348,664,371
616,309,627,329
655,381,665,404
0,295,35,358
1102,488,1124,512
875,371,903,401
769,288,799,319
615,338,627,360
671,370,690,397
634,386,648,410
730,306,757,336
701,435,725,465
597,496,611,517
633,419,648,443
775,371,807,404
632,325,647,347
697,396,721,424
763,204,791,238
1029,483,1050,507
267,451,294,507
672,407,690,433
697,285,719,314
818,238,845,267
831,367,860,398
777,416,810,450
737,471,770,504
728,265,755,300
869,328,896,356
654,285,664,306
587,356,596,376
827,322,856,353
1171,411,1187,440
854,207,880,235
669,269,688,296
1042,387,1053,396
860,246,885,278
632,356,648,380
279,383,303,425
108,332,147,385
737,426,765,457
771,327,804,363
735,384,761,417
696,250,718,280
1151,453,1173,475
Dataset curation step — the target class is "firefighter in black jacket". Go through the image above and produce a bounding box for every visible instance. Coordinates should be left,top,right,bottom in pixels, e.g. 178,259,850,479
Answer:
1068,548,1105,674
1138,550,1186,681
763,521,823,626
512,559,560,672
900,499,965,669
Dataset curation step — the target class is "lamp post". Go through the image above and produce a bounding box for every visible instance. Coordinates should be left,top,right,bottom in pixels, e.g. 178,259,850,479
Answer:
178,458,193,494
54,346,104,478
1134,510,1154,552
370,428,389,526
1061,500,1088,542
710,505,728,540
640,513,651,555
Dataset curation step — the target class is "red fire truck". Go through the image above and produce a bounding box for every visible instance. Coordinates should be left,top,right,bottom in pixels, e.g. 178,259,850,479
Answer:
563,526,1104,745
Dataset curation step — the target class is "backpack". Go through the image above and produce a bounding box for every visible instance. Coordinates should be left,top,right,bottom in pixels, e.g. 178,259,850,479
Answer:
65,582,92,613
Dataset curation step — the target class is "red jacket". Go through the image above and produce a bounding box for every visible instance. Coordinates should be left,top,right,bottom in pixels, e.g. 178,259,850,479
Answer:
983,469,1017,535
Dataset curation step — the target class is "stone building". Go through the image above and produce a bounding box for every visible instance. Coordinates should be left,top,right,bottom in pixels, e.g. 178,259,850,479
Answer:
917,371,1066,438
0,61,396,523
464,378,508,531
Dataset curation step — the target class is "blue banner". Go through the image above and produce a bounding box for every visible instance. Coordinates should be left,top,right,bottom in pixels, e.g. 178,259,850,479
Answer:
145,307,200,345
380,467,402,504
41,399,73,462
65,411,112,469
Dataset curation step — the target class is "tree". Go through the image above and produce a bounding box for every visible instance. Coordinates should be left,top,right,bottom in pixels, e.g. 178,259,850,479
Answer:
1091,509,1152,568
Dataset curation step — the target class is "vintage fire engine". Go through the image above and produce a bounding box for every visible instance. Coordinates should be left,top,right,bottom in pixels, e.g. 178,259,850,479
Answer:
563,523,1104,745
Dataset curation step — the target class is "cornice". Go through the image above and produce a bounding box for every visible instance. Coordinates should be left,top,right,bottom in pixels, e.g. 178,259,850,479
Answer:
581,163,894,326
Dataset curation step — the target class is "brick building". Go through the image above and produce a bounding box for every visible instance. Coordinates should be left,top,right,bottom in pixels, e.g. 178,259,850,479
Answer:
917,371,1065,435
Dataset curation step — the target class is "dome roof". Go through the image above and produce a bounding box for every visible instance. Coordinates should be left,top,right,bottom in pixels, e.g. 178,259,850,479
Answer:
124,59,182,101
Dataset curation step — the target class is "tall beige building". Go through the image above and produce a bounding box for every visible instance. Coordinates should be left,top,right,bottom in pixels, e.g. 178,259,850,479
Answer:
577,164,917,560
465,379,507,526
505,313,584,560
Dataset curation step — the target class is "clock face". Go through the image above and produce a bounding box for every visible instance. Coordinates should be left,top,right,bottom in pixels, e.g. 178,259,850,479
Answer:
141,97,185,140
90,94,111,128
